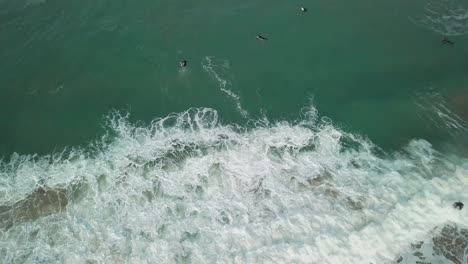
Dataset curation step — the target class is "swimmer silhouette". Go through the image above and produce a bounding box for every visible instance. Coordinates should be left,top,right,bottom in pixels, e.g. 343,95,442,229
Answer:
180,60,187,68
453,202,464,210
442,37,454,46
256,35,268,41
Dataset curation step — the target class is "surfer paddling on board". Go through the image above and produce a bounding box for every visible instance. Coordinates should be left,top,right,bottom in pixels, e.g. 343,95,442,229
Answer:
442,37,454,46
256,35,268,41
180,60,188,68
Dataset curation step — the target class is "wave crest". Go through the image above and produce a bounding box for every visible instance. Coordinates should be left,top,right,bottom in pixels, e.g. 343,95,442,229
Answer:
0,107,467,263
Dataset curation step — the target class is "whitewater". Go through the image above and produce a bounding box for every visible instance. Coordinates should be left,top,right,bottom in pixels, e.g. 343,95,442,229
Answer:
0,104,467,264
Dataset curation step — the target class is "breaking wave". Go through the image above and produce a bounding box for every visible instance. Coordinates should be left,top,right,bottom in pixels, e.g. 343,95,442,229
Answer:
0,105,467,263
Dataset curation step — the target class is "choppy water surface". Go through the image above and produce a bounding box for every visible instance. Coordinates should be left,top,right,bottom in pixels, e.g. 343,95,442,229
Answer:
1,0,468,263
0,106,467,263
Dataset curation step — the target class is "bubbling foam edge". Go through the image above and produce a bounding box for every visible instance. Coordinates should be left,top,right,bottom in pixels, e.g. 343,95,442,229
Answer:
0,106,467,264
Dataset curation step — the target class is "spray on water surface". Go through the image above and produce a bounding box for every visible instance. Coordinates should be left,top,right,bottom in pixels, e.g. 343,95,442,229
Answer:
0,105,467,264
1,0,468,262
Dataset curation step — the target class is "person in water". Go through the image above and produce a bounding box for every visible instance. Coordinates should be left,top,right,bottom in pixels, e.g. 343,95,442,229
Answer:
300,6,307,12
453,201,464,210
442,37,454,46
257,35,268,41
180,60,187,68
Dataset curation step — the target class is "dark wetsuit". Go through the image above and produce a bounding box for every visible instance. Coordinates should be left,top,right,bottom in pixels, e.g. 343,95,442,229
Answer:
453,202,464,210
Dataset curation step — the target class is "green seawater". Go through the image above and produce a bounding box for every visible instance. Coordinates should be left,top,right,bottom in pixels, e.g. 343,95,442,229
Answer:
2,1,468,262
1,0,468,155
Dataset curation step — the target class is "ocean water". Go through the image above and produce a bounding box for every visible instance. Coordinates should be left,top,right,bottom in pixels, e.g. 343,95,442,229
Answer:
1,0,468,263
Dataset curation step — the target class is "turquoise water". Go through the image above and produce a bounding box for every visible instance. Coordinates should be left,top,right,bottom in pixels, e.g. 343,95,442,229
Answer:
1,0,468,263
1,0,467,154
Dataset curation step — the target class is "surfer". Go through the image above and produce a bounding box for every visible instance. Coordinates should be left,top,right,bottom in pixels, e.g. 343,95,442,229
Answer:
256,35,268,41
441,37,454,46
300,6,307,12
180,60,188,68
453,201,464,210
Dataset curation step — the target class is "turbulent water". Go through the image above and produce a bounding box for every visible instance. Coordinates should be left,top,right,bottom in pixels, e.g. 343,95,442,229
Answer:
1,0,468,263
0,106,467,263
413,0,468,36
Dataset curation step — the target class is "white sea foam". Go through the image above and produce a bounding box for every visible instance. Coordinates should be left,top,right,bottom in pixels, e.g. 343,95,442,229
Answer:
201,56,249,118
0,106,467,264
412,0,468,36
415,90,468,136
